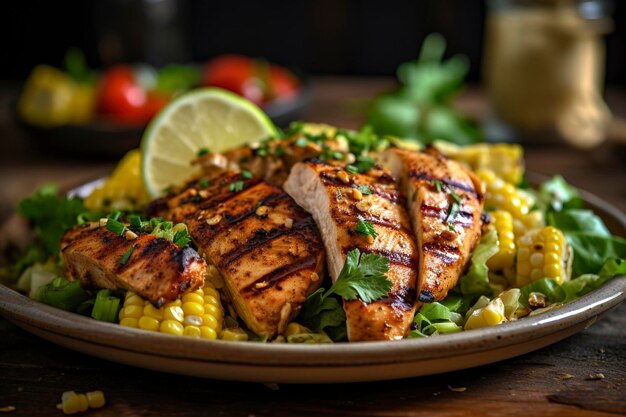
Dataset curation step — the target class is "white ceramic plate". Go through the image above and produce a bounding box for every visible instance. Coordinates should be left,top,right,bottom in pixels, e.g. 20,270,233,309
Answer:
1,179,625,383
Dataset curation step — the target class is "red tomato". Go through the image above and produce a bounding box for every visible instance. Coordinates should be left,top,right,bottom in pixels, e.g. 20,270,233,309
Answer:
97,65,168,124
202,55,299,105
267,65,299,100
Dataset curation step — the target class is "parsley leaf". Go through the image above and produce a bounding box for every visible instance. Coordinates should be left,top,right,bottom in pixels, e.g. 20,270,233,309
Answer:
355,219,378,239
17,185,90,255
241,170,253,179
358,184,372,195
327,248,391,302
229,181,245,192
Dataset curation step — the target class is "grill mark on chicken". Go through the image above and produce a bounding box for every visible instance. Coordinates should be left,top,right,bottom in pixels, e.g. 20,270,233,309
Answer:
422,241,460,265
408,170,479,197
221,192,287,225
242,255,318,295
420,204,475,228
330,206,413,236
216,217,317,268
380,286,416,311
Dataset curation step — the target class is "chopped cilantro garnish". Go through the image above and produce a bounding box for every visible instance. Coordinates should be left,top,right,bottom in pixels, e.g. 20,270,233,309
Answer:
118,244,136,265
346,165,359,174
241,170,253,179
274,144,286,156
297,248,391,340
446,201,461,230
196,148,210,157
358,184,372,195
106,218,126,236
355,219,378,239
229,181,245,192
433,180,443,193
173,229,191,247
450,190,462,204
198,178,209,188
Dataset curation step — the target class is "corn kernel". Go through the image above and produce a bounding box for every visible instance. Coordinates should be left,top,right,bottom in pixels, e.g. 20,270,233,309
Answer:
200,326,218,339
163,305,184,322
201,314,220,331
138,316,160,331
203,303,220,317
61,391,80,415
124,294,144,307
221,328,248,341
143,304,164,320
184,325,202,337
122,305,143,319
184,315,203,326
193,288,205,296
76,394,89,412
160,320,184,336
284,322,310,337
182,302,204,316
182,293,204,305
203,295,220,308
165,299,182,307
86,391,105,409
120,317,138,328
203,287,220,300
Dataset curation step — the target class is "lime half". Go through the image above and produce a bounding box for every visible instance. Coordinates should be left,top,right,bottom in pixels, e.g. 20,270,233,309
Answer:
141,88,278,197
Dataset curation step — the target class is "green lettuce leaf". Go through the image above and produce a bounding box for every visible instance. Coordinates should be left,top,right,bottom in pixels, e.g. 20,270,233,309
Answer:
458,229,499,297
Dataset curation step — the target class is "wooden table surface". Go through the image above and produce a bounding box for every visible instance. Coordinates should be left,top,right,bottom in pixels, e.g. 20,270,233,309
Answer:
1,78,625,416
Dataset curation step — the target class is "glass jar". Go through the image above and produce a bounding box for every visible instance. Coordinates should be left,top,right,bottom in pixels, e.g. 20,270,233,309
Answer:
484,0,613,148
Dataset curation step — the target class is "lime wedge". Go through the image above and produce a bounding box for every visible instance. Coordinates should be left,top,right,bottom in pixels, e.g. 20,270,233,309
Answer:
141,88,278,197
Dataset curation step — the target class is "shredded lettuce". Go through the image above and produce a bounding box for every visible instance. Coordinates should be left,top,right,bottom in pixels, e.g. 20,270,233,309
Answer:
458,229,499,298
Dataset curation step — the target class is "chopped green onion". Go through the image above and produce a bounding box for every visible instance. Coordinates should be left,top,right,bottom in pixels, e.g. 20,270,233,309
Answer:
198,178,209,188
241,170,253,179
229,181,245,192
91,289,122,323
118,244,136,265
36,277,90,311
294,137,309,147
197,148,210,157
106,218,126,236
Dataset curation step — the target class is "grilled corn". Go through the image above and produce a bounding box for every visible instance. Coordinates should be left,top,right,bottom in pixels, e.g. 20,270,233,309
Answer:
516,226,571,286
486,210,516,271
119,283,224,339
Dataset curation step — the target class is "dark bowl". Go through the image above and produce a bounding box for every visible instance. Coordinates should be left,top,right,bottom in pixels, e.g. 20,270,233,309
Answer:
14,77,312,160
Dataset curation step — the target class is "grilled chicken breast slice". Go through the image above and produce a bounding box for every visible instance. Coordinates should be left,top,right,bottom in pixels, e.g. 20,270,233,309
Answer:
381,147,484,303
150,171,325,338
61,224,206,307
284,160,419,341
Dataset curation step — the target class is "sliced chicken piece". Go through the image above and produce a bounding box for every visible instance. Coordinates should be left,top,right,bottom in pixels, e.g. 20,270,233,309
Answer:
61,225,206,307
284,160,419,341
150,171,325,339
380,147,484,303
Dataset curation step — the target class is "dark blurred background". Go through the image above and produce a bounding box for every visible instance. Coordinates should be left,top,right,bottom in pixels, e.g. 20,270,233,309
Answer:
1,0,624,85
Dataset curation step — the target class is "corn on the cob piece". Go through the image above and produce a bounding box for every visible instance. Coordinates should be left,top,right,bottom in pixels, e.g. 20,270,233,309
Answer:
84,149,151,211
486,210,516,271
434,141,524,185
476,169,534,220
464,297,506,330
119,283,224,339
513,210,546,238
515,226,571,286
